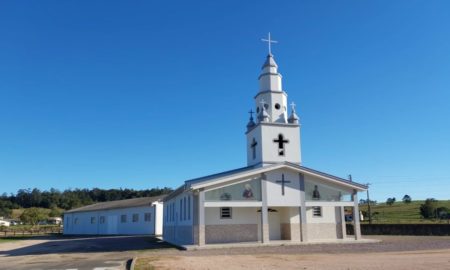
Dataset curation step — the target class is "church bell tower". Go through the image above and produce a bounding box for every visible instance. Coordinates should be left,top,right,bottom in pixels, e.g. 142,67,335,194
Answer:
246,33,301,166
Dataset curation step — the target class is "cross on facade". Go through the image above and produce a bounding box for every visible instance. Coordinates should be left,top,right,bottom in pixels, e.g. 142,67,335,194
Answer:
273,134,289,156
276,173,291,195
251,138,258,159
261,32,278,55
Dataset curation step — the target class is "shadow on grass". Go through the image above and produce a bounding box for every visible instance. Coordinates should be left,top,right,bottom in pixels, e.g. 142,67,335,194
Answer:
0,235,179,257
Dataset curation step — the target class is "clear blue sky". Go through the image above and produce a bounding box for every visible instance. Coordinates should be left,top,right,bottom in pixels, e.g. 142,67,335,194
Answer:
1,1,449,201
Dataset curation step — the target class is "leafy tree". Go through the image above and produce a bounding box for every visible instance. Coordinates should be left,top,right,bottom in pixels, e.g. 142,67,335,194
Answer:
437,207,449,220
402,195,412,204
386,197,396,206
420,198,438,219
20,208,48,225
49,207,62,218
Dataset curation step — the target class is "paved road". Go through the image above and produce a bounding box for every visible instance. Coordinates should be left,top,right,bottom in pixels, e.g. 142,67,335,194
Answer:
0,235,172,270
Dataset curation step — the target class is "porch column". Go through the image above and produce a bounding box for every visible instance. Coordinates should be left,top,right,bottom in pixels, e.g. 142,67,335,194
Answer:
340,206,347,239
299,173,308,242
198,189,205,246
352,189,361,240
261,173,269,243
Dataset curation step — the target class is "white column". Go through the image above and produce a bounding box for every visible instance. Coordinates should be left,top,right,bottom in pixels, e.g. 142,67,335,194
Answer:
198,190,205,246
352,190,361,240
299,173,308,242
261,174,269,243
340,206,347,239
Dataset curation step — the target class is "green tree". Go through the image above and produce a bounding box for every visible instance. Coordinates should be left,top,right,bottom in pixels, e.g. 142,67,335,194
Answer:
402,194,412,204
20,208,48,226
49,207,62,218
386,197,396,206
420,198,438,219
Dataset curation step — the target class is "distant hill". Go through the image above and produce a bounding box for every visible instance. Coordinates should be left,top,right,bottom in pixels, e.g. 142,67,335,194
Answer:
359,200,450,224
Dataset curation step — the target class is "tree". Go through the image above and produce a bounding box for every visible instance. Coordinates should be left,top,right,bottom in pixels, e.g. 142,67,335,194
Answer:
420,198,438,219
49,207,62,218
437,207,449,220
402,195,412,204
20,208,48,226
386,197,396,206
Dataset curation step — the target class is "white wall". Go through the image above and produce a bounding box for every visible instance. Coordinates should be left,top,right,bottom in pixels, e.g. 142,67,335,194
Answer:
265,169,301,206
305,206,337,224
63,205,158,235
205,207,259,225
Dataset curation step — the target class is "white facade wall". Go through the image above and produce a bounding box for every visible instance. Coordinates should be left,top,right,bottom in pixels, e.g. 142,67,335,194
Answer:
63,204,161,235
205,207,259,225
306,206,337,223
163,192,195,245
247,124,301,166
265,169,301,206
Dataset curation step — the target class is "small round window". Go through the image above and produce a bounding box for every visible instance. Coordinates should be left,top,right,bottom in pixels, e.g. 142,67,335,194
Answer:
275,103,281,110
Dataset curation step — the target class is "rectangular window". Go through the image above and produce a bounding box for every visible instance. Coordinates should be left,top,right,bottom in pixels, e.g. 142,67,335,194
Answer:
90,217,96,224
312,207,322,217
172,203,175,221
74,217,78,225
132,213,139,222
184,197,187,220
220,207,232,219
188,196,191,220
99,216,105,224
144,213,151,222
121,214,127,223
180,199,183,221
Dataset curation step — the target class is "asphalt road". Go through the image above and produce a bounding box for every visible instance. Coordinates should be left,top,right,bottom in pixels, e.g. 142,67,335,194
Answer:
0,235,172,270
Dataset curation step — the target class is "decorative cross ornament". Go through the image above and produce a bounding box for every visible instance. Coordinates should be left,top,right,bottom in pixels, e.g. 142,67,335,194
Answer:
273,134,289,156
276,173,291,195
290,102,296,111
259,98,267,109
261,32,278,55
248,109,254,119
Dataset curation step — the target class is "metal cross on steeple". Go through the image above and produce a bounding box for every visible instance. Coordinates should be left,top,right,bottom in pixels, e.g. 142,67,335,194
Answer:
259,98,267,109
261,32,278,55
248,109,254,119
290,102,296,111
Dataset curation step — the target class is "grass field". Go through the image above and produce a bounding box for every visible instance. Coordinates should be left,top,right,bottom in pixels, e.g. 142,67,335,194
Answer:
359,200,450,224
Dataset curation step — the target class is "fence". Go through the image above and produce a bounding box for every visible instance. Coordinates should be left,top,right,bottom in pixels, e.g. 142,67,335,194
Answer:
347,224,450,236
0,225,63,237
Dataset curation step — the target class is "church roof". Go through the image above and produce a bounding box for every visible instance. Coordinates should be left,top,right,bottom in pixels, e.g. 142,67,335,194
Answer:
183,162,367,191
65,195,166,214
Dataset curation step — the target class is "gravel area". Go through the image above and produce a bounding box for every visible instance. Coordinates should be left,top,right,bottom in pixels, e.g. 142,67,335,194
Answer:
136,236,450,270
150,236,450,256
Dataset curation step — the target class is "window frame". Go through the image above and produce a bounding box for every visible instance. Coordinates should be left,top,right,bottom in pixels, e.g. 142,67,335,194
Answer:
312,206,322,217
220,207,232,219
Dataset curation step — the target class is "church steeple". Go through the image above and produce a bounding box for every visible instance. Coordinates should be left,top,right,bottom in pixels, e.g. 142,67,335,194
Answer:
246,34,302,166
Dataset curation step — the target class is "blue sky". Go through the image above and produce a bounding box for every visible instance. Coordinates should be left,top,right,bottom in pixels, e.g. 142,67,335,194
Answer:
1,1,449,201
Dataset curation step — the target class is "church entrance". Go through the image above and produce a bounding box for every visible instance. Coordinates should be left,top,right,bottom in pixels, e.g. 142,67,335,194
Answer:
268,209,281,240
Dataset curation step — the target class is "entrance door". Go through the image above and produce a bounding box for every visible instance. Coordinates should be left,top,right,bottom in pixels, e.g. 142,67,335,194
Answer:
107,215,118,234
268,211,281,240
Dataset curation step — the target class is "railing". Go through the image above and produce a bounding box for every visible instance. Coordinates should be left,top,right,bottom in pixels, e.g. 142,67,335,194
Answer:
0,225,63,237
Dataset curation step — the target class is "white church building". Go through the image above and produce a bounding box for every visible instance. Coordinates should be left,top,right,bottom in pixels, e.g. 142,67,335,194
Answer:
163,41,367,246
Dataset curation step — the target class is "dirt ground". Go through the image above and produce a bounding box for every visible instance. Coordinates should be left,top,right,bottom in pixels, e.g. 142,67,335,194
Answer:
136,236,450,270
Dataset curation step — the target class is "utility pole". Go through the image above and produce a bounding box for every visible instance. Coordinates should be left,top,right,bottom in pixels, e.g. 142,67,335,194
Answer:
366,183,372,224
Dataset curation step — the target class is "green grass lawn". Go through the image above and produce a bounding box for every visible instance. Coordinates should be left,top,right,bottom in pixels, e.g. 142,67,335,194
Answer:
359,200,450,224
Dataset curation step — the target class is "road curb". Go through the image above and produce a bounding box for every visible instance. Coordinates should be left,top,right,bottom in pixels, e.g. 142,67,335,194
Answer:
128,256,137,270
